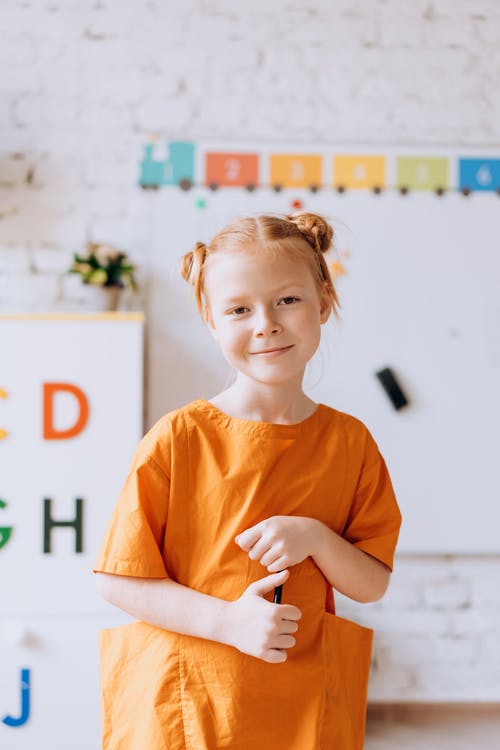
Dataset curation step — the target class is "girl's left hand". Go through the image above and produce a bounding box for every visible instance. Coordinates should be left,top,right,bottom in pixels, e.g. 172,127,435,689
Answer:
235,516,320,572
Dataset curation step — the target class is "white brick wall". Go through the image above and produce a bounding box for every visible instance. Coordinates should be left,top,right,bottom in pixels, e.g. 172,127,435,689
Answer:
337,557,500,701
1,0,499,701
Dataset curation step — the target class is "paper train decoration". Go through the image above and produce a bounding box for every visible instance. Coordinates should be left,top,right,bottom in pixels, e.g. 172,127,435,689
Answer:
138,140,500,195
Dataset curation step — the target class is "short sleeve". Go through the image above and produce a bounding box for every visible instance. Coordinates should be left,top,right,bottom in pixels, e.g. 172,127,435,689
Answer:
342,427,402,572
92,418,171,579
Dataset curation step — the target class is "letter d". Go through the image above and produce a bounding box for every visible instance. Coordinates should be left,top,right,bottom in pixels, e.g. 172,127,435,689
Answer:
43,383,90,440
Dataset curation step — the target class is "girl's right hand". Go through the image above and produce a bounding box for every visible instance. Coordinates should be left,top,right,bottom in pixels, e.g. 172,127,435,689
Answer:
225,569,302,663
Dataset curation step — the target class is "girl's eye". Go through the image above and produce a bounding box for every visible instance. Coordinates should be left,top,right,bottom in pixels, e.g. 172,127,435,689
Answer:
231,307,249,315
229,298,299,315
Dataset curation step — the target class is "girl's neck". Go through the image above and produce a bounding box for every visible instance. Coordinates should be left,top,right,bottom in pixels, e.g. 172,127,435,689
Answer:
207,380,317,425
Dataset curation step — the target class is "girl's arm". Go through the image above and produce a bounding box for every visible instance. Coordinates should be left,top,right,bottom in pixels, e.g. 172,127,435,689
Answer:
95,572,233,644
310,520,391,603
95,569,301,664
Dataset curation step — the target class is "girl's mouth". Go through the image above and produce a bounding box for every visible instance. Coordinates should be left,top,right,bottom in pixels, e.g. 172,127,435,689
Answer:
251,345,294,356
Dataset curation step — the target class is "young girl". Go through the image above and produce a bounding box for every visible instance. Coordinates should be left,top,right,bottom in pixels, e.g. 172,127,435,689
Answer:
93,212,402,750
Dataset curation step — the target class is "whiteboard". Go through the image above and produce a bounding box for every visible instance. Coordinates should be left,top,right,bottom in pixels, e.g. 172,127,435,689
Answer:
137,146,500,555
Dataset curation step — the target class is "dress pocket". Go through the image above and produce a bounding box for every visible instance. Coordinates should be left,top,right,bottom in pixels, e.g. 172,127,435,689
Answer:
98,621,183,750
320,612,374,750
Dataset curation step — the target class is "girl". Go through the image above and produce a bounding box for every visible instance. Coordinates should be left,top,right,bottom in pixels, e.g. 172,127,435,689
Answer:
93,212,402,750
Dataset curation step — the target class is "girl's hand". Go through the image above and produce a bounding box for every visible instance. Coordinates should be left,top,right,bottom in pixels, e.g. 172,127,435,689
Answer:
235,516,320,572
226,569,302,663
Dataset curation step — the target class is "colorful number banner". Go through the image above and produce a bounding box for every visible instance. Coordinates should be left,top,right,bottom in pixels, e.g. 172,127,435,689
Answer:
138,140,500,194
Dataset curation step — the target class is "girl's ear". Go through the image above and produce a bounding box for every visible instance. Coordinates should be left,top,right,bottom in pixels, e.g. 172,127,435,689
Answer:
204,306,218,340
319,284,332,324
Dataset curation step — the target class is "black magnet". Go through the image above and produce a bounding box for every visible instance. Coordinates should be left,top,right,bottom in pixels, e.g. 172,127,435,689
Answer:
375,367,409,410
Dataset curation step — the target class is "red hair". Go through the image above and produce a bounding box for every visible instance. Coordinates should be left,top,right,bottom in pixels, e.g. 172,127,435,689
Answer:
180,212,341,319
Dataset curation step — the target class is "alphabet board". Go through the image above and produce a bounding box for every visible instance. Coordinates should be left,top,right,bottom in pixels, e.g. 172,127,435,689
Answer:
0,312,143,748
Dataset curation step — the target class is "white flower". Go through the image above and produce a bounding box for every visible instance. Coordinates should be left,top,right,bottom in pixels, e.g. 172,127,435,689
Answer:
94,244,122,266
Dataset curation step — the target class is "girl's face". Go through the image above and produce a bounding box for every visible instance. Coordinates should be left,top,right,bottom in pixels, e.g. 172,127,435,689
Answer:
203,248,331,386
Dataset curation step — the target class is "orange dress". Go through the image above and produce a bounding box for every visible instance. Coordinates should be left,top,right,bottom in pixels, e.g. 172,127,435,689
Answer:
92,399,402,750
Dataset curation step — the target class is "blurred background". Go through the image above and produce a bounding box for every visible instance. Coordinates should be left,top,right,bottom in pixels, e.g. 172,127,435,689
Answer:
1,1,499,747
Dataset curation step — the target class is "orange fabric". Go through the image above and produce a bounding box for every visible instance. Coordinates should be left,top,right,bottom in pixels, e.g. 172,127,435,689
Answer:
93,399,402,749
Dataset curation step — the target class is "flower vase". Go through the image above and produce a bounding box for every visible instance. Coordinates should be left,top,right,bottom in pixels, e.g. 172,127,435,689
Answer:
79,284,121,311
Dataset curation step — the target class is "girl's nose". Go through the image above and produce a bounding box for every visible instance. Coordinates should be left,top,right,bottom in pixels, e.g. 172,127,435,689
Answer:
254,310,282,337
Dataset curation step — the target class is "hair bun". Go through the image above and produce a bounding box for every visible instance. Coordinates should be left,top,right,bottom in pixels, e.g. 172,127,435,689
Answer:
180,250,194,282
287,212,333,254
180,241,207,284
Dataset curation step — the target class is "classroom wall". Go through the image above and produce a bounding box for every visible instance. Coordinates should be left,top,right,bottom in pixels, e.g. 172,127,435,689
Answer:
1,0,499,701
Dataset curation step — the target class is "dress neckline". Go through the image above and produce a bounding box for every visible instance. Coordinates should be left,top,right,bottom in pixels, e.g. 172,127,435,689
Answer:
195,398,328,435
